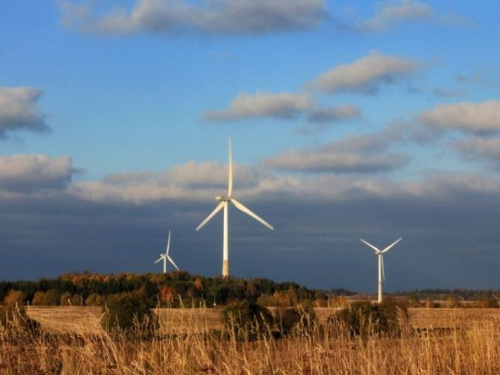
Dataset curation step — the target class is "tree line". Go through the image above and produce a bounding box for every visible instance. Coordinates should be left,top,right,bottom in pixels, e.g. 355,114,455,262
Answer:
0,271,329,308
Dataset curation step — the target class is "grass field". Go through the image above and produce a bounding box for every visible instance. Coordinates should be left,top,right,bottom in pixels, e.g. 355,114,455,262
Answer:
26,306,103,334
25,305,500,333
3,305,494,374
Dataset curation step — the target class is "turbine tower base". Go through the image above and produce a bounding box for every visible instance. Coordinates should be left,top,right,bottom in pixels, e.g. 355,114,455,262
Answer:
222,260,229,278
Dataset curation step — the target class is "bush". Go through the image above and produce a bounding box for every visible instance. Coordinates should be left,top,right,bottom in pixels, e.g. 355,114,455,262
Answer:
85,293,105,306
102,292,156,336
224,300,273,340
60,292,83,306
32,289,60,306
378,297,409,333
473,297,499,308
276,308,301,336
329,298,408,339
275,304,317,337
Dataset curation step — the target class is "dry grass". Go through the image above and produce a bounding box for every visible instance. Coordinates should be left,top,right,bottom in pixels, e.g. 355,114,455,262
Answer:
1,306,498,374
155,307,224,335
26,306,103,334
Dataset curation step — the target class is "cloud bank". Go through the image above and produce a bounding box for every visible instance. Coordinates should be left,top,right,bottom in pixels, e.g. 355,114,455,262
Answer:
203,91,361,128
2,150,500,290
0,155,74,193
264,130,409,173
70,161,269,204
59,0,327,36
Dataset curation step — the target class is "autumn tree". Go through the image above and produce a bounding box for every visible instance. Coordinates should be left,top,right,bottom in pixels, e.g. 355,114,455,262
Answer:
85,293,104,306
3,290,26,307
32,290,60,306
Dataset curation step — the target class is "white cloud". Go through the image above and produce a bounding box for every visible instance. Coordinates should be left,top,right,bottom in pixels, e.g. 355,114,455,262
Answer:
312,52,420,94
72,168,500,206
70,158,394,204
0,154,73,192
203,91,361,128
357,0,433,32
0,152,487,216
264,130,409,173
265,150,408,173
0,87,49,137
203,92,314,121
356,1,472,32
70,161,268,204
59,0,327,36
417,100,500,134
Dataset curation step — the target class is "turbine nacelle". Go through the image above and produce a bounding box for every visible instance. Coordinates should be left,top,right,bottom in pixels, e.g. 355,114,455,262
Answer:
215,195,231,202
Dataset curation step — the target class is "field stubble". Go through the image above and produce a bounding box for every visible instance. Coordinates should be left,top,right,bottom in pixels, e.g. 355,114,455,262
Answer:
0,306,497,374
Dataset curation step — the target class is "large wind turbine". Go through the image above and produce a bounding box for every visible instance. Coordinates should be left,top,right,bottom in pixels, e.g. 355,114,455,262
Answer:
196,138,274,277
360,237,402,303
155,230,179,274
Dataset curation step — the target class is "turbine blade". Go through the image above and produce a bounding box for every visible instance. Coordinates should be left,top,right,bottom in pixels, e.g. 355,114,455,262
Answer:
154,257,163,264
360,239,381,254
166,230,171,255
231,198,274,230
228,137,233,197
167,256,180,271
196,202,225,231
381,237,402,253
381,255,385,281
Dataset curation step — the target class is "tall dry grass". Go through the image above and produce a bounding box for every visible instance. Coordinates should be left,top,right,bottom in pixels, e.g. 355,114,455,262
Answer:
1,306,500,374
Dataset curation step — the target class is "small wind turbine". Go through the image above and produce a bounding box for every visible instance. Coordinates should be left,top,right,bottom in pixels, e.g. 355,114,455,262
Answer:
360,237,402,303
155,230,179,274
196,137,273,277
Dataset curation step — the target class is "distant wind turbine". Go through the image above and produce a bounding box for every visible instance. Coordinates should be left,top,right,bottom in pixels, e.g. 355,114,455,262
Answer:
360,237,402,303
155,230,179,274
196,137,274,277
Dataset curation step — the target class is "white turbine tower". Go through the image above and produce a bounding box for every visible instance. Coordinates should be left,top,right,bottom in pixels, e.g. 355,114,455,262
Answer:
155,230,179,274
196,138,274,277
360,237,402,303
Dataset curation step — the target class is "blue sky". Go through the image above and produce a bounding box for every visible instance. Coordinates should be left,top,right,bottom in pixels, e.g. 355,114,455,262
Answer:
1,1,500,292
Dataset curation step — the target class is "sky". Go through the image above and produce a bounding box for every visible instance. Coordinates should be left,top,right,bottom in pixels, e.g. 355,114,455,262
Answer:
1,0,500,293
